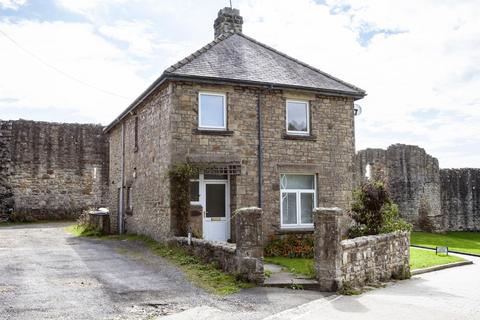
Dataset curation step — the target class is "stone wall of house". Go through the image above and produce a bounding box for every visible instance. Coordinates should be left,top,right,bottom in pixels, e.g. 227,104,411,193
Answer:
108,80,355,242
355,144,443,231
169,81,355,242
314,208,410,291
0,119,108,220
107,83,174,240
441,169,480,231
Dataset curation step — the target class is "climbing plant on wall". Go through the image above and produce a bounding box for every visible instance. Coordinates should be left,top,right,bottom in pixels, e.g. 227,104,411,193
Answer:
168,163,198,236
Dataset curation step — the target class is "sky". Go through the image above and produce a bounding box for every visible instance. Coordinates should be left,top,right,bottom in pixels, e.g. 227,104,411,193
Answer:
0,0,479,168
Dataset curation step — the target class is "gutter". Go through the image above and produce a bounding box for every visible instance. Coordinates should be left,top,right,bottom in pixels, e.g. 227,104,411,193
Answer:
104,73,366,133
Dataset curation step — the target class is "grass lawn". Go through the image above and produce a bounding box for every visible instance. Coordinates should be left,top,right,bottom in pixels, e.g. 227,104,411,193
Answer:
411,231,480,255
264,256,315,278
409,247,465,270
66,224,254,295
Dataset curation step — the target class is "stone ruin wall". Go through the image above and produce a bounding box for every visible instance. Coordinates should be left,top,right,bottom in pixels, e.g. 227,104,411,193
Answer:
355,144,480,232
0,121,14,219
0,119,109,221
441,169,480,231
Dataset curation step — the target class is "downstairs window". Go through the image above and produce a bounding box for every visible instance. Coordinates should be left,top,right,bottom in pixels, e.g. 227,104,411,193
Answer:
280,174,316,228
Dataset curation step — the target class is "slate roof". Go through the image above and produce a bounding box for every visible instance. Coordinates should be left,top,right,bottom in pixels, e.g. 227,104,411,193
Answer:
165,32,365,96
105,32,365,132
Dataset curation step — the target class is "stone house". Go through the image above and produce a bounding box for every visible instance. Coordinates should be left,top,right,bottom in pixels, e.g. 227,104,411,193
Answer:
105,7,366,243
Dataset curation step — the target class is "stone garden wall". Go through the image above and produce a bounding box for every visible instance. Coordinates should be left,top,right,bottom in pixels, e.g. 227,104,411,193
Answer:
170,207,264,283
0,119,109,220
341,231,410,287
314,207,410,291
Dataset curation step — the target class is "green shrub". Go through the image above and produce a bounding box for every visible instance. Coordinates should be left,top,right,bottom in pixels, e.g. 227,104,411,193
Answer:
379,202,412,234
66,212,103,237
349,179,412,238
264,234,314,258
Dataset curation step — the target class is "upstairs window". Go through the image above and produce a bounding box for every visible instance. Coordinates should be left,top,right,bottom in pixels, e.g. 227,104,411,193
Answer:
280,174,316,228
199,92,226,130
286,100,309,135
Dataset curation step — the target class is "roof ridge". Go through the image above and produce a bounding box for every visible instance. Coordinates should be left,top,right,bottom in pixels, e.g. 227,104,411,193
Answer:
235,33,365,94
164,32,236,74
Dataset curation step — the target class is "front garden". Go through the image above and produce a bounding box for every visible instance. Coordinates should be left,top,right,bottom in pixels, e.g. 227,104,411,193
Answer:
264,178,473,281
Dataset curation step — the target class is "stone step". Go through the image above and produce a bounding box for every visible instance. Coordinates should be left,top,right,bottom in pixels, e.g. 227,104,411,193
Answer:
263,263,320,291
263,276,320,291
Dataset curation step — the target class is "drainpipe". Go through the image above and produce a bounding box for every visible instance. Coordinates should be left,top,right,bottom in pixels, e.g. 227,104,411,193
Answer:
119,122,125,234
257,93,263,208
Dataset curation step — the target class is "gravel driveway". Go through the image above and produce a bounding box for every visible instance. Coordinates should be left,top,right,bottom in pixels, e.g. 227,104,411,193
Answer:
0,222,325,320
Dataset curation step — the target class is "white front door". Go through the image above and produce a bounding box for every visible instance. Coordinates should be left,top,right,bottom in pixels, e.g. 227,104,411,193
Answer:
202,180,229,242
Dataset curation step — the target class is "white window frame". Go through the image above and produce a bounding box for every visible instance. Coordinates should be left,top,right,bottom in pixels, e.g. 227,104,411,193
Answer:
190,177,201,206
286,99,310,136
198,92,227,130
280,173,316,229
190,173,229,206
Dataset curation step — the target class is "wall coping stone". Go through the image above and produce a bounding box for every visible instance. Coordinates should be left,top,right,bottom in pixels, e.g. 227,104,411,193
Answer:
340,231,409,249
174,236,237,253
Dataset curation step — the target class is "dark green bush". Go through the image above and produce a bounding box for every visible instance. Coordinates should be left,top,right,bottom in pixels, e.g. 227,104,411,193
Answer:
349,179,412,238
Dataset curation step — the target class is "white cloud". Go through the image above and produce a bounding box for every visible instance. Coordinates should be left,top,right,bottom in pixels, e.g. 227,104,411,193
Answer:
0,20,146,124
55,0,127,18
1,0,479,167
0,0,26,10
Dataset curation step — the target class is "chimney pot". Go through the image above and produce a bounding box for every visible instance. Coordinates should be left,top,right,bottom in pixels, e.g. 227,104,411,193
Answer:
214,7,243,38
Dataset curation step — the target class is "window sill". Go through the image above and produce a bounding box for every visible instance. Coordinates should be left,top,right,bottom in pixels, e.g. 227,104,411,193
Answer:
282,133,317,141
193,128,234,136
277,227,314,234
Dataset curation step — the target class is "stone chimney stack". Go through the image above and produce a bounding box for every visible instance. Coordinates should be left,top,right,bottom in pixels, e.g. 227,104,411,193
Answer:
214,7,243,38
